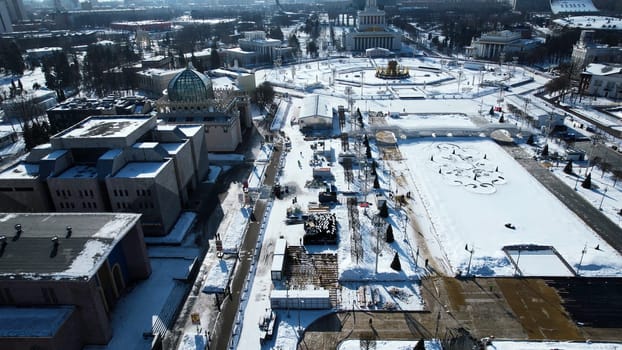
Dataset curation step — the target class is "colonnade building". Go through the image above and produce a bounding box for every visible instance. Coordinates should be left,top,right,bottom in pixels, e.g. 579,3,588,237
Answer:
344,0,401,52
469,30,539,59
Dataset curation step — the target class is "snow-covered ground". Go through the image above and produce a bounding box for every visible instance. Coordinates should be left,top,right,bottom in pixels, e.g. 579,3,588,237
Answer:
401,138,622,277
488,341,622,350
224,56,622,349
339,339,442,350
339,339,622,350
85,257,195,350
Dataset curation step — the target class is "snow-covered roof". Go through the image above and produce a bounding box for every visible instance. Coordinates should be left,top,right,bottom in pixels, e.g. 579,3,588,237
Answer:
274,238,287,255
224,47,255,55
99,148,123,160
56,164,98,179
553,16,622,30
202,257,236,293
584,63,622,76
160,142,184,155
211,76,239,91
60,117,148,139
0,306,74,337
113,161,169,179
177,125,204,137
144,211,196,245
550,0,598,14
299,94,333,120
0,212,141,280
270,289,330,299
0,162,39,179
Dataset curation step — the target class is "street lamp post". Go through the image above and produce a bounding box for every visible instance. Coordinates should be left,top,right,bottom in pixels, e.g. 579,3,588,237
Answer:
373,216,384,274
415,246,420,267
577,243,587,276
285,280,290,317
298,299,305,334
599,186,608,211
574,172,580,191
465,244,475,277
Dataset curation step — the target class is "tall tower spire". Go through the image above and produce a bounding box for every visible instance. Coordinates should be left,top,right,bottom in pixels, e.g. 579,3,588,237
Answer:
366,0,377,9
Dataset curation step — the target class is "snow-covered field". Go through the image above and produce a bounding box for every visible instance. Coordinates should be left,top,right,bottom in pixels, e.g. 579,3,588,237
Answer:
401,138,622,277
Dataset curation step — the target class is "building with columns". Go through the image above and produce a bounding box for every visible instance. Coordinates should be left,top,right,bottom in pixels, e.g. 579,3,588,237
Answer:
344,0,401,52
469,30,540,59
224,31,293,68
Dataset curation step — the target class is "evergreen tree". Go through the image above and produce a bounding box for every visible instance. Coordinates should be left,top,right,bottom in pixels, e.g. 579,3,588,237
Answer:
414,338,425,350
288,34,301,57
373,175,380,189
22,121,33,150
0,40,25,75
366,145,372,159
563,160,573,174
390,252,401,271
23,120,51,151
582,172,592,189
489,106,494,116
209,41,221,69
178,51,187,67
541,144,549,157
498,114,505,123
385,225,394,243
306,40,319,58
267,26,284,41
371,160,377,176
379,202,389,218
526,134,535,145
253,81,275,109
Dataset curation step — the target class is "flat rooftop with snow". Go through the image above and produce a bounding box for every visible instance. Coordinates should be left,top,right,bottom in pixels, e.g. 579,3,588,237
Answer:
0,212,142,280
50,115,157,149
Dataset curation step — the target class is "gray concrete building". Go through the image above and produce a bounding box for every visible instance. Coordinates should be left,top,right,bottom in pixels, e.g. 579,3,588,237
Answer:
0,115,209,236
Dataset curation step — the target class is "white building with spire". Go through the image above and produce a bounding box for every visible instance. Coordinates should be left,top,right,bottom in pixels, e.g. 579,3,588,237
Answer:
344,0,401,52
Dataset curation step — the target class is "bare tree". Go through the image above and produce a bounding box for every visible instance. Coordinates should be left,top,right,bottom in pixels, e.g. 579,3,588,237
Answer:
360,331,377,350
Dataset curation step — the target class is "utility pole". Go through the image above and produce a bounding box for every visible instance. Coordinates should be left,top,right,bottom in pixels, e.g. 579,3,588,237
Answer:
599,186,608,211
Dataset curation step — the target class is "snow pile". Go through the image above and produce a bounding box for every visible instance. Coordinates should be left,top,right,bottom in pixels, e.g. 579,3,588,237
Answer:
177,333,208,350
202,257,236,293
221,206,252,253
144,211,196,245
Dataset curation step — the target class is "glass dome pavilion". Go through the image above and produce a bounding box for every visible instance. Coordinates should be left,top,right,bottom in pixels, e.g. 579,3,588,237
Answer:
167,64,214,101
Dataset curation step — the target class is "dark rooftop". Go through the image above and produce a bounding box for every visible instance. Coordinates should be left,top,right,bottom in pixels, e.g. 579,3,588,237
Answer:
0,213,141,280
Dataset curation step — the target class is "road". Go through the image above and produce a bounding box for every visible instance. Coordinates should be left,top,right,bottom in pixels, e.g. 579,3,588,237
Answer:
573,140,622,173
210,145,282,350
502,144,622,256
